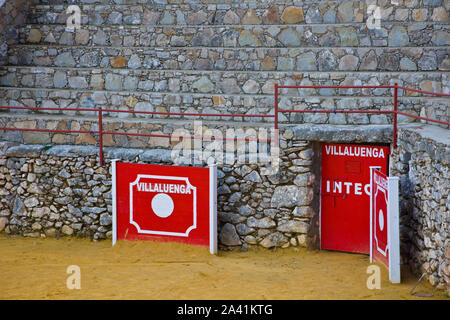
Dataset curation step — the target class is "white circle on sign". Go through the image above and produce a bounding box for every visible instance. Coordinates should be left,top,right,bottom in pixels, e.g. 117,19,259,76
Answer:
378,209,384,231
151,193,174,218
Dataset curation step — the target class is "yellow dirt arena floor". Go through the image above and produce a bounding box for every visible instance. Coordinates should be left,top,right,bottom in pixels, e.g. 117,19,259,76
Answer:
0,234,447,300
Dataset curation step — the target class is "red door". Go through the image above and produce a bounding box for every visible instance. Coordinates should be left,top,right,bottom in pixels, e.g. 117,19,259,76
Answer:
321,143,390,254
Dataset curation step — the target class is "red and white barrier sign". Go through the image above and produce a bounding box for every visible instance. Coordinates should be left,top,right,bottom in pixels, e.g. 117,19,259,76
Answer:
112,161,218,254
370,167,400,283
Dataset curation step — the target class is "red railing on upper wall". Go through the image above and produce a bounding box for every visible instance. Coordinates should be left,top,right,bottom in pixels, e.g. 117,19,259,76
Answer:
0,106,276,165
274,83,450,149
0,84,449,165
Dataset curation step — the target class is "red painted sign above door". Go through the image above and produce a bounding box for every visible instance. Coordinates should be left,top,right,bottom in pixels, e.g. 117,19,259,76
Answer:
321,143,390,254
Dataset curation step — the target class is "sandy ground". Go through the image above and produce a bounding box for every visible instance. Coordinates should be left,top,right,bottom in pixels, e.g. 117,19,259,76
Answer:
0,234,447,300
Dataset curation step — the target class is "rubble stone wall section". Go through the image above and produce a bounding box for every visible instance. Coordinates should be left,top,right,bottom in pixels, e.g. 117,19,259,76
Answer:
391,123,449,291
1,0,449,126
0,0,31,66
0,129,318,251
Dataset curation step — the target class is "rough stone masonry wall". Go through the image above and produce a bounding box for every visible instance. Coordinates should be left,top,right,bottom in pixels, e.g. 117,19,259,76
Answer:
0,0,31,66
1,120,448,292
1,0,449,125
0,0,447,292
1,67,449,125
0,129,318,251
390,123,449,291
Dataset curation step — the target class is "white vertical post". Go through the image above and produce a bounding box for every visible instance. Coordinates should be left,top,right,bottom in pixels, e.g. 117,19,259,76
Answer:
369,166,381,263
112,159,118,246
388,176,400,283
209,164,218,255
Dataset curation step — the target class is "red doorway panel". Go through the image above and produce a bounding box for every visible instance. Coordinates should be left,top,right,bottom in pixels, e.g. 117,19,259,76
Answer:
320,143,390,254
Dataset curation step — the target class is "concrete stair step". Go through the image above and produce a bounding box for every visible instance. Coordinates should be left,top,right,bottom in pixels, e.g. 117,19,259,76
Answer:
7,45,450,72
1,86,448,125
28,1,449,25
2,107,447,150
1,111,272,149
1,66,449,96
18,22,450,48
33,0,352,4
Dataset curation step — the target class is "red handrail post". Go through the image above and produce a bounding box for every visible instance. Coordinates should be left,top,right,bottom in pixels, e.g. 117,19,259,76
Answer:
393,83,398,149
274,83,279,148
98,107,104,166
274,83,279,131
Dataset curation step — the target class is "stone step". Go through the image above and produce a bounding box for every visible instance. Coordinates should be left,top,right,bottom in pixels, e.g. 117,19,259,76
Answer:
28,1,449,25
7,45,450,72
0,111,279,149
33,0,351,4
1,108,447,151
5,111,349,159
1,66,448,96
1,86,448,125
18,22,450,48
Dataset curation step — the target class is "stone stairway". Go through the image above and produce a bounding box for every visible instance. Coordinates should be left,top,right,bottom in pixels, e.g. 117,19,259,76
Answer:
0,0,449,146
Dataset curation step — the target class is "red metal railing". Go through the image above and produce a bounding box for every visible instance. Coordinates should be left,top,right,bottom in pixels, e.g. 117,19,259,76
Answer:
0,105,275,165
0,84,449,165
274,83,450,149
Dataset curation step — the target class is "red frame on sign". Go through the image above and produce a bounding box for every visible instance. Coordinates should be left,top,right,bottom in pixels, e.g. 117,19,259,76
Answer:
369,167,401,283
371,168,389,268
113,162,214,248
320,143,390,254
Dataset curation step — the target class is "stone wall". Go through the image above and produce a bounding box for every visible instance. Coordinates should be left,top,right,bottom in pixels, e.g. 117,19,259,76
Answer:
1,67,449,126
0,128,318,250
1,0,449,126
390,123,449,292
0,0,31,66
0,0,448,293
